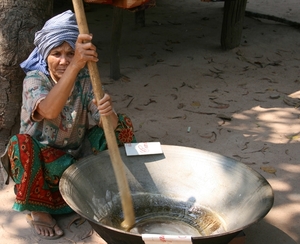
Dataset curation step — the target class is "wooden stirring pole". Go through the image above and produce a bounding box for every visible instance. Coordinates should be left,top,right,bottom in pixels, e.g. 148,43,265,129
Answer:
72,0,135,229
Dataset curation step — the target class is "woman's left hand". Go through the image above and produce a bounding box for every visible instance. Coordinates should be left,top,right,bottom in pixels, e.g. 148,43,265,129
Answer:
93,93,119,129
93,93,115,116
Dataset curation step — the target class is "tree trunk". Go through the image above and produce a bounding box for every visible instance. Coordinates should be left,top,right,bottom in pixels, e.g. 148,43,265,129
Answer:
0,0,53,153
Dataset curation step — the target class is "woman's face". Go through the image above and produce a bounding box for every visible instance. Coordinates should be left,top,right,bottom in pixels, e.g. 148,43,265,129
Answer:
47,42,75,82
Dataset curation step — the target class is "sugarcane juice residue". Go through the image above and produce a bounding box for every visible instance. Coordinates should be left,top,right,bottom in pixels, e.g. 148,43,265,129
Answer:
97,193,226,236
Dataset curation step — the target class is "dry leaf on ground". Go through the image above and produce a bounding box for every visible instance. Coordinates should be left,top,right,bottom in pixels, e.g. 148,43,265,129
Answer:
260,166,277,175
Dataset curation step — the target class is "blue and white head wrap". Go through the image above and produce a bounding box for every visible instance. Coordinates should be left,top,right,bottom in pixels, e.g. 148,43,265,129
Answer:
20,10,79,75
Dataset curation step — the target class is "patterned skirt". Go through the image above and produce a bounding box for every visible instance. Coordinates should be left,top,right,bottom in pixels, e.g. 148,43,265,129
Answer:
5,113,136,215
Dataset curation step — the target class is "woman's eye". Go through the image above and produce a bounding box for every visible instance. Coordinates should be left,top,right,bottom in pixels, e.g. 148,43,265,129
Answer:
51,52,60,57
68,52,75,58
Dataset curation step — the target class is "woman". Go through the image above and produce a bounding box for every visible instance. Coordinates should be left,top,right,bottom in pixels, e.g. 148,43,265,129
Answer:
0,10,136,239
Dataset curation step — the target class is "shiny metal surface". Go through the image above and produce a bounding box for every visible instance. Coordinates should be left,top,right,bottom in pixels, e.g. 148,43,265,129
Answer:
59,145,274,244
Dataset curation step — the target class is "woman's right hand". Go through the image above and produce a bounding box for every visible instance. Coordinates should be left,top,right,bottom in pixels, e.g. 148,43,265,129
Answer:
71,34,99,70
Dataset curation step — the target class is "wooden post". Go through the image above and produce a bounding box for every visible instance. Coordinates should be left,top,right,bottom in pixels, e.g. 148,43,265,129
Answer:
221,0,247,50
110,6,123,80
135,10,145,28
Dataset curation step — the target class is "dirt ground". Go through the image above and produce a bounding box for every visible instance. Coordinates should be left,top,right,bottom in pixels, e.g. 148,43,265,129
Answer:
0,0,300,243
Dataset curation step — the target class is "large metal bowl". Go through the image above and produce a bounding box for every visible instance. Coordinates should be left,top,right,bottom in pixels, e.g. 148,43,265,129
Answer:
59,145,274,244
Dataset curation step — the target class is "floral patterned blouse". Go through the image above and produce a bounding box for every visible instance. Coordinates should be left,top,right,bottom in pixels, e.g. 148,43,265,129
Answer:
20,68,100,153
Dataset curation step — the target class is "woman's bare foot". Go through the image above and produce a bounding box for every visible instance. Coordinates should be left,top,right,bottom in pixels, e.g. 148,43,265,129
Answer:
29,211,63,238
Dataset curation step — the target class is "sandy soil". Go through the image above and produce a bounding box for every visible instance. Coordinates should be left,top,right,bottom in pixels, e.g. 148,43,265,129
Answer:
0,0,300,243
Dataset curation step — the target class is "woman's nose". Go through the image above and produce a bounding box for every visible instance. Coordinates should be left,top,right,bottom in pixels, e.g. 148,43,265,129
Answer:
60,56,69,65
